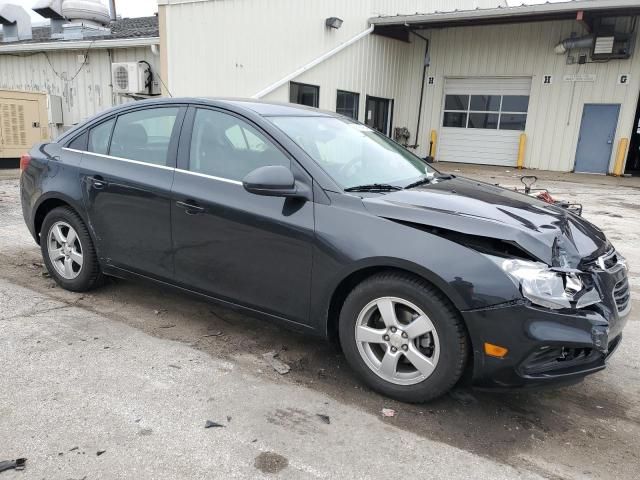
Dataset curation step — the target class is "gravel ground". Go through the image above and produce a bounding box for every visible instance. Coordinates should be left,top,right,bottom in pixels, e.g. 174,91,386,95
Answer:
0,164,638,479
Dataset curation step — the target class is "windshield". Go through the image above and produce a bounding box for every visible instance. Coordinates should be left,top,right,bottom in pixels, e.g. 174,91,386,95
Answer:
268,116,436,190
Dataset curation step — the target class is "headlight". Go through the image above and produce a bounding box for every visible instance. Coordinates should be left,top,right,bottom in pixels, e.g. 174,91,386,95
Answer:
488,256,601,310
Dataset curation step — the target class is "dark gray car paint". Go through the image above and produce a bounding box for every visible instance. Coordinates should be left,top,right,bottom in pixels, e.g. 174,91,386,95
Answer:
21,97,627,389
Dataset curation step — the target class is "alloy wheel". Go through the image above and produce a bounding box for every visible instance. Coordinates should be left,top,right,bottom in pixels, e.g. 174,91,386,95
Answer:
47,221,84,280
355,297,440,385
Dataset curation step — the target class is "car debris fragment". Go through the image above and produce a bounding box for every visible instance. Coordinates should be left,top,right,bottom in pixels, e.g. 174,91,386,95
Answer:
205,420,225,428
381,408,396,417
262,351,290,375
0,458,26,473
316,414,331,424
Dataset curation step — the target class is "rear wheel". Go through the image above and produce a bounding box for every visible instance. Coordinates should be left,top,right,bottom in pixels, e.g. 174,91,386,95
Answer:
41,207,103,292
339,273,468,402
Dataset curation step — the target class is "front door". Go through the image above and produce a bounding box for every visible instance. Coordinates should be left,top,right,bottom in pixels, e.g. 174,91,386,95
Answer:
365,96,393,136
171,107,314,324
80,106,184,280
574,104,620,174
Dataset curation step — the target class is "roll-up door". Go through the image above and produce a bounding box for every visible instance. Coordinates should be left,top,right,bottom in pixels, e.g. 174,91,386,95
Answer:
438,77,532,166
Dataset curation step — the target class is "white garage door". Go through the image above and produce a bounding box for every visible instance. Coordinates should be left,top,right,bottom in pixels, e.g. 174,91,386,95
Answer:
438,77,532,166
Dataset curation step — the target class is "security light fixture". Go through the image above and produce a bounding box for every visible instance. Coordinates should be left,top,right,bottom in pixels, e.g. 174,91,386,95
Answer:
325,17,343,29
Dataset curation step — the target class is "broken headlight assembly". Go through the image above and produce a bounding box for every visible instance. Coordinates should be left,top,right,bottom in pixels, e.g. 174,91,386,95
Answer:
488,256,601,310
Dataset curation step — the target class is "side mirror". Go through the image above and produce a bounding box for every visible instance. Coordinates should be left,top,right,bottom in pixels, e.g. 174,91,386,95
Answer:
243,165,305,198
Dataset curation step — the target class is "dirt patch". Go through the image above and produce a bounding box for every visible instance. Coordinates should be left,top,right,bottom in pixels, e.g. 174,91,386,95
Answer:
254,451,288,474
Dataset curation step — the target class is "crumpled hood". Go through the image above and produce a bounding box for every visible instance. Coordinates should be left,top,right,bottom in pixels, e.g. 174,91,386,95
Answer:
362,176,609,268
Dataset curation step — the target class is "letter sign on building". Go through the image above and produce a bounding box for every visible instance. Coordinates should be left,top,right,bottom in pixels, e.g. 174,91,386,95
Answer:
617,74,630,85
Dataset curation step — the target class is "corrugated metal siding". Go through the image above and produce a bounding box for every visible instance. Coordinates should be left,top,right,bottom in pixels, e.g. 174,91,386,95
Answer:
418,19,640,171
162,0,498,146
266,32,426,143
0,46,158,138
163,0,500,98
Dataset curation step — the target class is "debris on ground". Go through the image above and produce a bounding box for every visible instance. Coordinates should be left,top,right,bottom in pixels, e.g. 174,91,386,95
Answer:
158,324,176,329
226,416,232,423
205,420,225,428
69,447,79,452
168,364,181,369
316,414,331,424
381,408,396,417
202,330,223,337
153,309,167,315
96,450,106,456
0,458,26,473
317,368,326,378
262,351,291,375
139,428,153,436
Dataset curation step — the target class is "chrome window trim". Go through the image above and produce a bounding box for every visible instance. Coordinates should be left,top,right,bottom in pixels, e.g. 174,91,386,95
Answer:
62,148,175,171
63,147,243,185
175,168,243,186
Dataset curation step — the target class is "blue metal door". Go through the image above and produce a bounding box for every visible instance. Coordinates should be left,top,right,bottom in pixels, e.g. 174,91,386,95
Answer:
574,104,620,174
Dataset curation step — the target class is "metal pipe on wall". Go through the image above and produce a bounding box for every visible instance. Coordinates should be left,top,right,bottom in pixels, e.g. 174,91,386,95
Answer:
109,0,117,21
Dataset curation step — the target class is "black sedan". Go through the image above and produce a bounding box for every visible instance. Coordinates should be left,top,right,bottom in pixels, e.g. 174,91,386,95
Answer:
20,98,630,402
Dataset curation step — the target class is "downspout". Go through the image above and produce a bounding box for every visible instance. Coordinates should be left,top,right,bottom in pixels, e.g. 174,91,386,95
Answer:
407,30,429,149
252,24,375,99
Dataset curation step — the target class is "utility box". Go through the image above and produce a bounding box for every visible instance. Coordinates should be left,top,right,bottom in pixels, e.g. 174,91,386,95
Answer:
0,89,49,160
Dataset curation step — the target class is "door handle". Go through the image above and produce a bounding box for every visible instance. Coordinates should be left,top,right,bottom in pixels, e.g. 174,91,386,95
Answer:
89,176,106,190
176,200,205,215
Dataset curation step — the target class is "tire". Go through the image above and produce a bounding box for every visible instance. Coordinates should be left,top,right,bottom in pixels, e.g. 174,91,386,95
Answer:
40,206,103,292
338,272,468,403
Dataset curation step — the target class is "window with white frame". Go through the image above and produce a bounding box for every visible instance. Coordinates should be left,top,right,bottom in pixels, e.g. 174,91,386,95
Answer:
442,94,529,131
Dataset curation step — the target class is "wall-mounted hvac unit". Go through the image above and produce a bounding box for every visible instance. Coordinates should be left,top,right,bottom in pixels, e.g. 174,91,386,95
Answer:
111,62,159,95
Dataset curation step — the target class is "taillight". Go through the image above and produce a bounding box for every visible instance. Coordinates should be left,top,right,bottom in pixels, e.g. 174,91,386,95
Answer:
20,153,31,171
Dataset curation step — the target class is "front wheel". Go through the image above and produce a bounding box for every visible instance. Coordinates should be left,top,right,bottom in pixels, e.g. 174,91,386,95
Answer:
339,273,468,403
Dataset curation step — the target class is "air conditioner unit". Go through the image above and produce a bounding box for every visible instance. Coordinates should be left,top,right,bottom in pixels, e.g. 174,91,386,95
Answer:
111,62,158,95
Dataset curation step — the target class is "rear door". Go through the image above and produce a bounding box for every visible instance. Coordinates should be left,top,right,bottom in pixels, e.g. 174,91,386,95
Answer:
170,106,314,324
77,105,185,280
574,104,620,174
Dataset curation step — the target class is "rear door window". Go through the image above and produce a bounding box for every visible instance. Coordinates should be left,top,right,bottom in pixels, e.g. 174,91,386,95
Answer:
109,107,179,166
88,119,115,155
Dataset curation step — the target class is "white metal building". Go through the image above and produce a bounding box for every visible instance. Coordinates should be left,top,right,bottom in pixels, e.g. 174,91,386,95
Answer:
0,1,160,153
159,0,640,175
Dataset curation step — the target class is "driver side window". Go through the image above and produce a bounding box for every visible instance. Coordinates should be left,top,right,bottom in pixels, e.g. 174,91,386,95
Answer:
189,109,289,181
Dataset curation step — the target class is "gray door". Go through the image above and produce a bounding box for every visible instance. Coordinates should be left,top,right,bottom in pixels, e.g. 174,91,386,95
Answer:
574,104,620,174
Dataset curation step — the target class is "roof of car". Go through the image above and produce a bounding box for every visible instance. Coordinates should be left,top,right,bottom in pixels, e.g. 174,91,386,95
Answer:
56,97,341,143
212,99,335,117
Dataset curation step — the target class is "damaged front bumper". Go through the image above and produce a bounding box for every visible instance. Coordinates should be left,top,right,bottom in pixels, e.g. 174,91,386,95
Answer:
463,300,628,389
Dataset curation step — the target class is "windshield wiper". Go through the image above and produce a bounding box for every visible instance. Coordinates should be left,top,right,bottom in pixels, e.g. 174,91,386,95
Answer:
404,173,454,190
344,183,403,192
404,177,432,189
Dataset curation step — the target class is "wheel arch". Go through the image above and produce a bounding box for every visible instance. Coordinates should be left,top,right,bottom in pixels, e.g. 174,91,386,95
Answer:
325,261,466,344
33,194,90,245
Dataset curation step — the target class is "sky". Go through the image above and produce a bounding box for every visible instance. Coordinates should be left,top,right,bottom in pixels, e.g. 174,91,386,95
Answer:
16,0,158,23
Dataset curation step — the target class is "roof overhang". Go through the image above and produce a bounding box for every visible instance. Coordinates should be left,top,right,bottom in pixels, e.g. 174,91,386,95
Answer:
370,0,640,41
0,36,159,54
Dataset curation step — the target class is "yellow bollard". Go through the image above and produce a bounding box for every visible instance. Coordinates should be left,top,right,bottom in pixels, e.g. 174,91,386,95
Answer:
612,138,629,176
429,130,437,157
517,133,526,169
